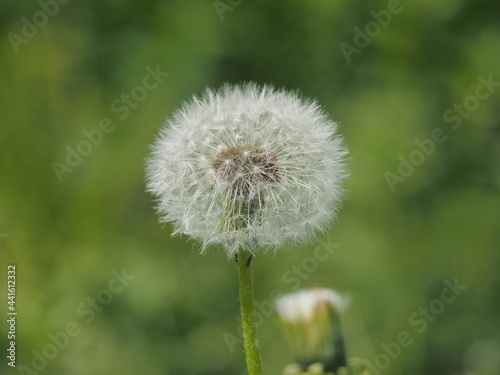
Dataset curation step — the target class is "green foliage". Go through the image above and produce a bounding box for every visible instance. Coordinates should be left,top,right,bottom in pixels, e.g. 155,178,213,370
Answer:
282,357,371,375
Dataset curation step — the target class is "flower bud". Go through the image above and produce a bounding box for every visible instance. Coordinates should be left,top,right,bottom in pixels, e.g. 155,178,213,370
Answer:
276,288,348,373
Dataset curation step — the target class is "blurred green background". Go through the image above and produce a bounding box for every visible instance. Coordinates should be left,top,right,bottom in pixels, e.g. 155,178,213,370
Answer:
1,0,499,374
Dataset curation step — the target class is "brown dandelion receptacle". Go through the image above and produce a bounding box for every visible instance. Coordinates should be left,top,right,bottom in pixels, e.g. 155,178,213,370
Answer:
212,145,281,195
212,145,282,233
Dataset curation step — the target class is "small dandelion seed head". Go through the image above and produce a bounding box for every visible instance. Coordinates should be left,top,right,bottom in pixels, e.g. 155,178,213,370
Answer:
275,288,347,322
275,288,348,370
145,82,348,256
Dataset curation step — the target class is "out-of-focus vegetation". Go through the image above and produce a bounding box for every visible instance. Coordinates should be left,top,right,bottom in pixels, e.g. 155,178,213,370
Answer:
1,1,499,374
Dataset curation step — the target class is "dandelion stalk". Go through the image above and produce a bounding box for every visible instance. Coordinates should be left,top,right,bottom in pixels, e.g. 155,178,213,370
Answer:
237,248,263,375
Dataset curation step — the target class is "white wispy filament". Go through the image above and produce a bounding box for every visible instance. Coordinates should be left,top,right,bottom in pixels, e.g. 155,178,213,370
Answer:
146,83,348,256
275,288,347,323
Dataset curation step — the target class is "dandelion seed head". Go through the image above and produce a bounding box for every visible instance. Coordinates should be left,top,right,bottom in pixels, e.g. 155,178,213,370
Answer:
275,288,348,369
275,288,347,323
146,83,348,256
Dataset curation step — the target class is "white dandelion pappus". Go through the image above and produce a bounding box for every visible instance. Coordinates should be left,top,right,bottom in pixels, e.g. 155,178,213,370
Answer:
146,83,348,256
275,288,348,323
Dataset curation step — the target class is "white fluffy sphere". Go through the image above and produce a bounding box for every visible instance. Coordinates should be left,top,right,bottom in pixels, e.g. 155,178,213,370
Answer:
146,83,348,256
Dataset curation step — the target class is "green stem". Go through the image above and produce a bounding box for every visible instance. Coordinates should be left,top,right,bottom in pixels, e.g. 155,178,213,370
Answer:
238,248,264,375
